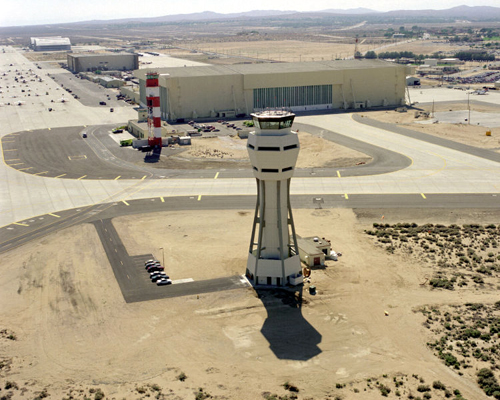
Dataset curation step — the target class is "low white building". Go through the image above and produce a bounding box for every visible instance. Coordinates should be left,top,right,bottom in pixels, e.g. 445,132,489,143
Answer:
406,76,421,86
297,237,332,267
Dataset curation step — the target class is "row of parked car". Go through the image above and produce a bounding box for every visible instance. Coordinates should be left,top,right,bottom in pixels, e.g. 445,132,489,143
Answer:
144,259,172,286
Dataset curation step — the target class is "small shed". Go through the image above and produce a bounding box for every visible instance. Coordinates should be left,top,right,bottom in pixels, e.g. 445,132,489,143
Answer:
406,76,421,86
99,76,124,88
297,236,331,267
179,136,191,145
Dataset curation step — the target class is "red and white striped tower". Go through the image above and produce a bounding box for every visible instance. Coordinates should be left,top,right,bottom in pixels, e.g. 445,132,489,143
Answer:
146,72,162,147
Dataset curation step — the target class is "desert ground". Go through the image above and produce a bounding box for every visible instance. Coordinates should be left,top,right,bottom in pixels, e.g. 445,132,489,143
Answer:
176,39,467,63
166,130,371,170
1,207,500,400
359,102,500,153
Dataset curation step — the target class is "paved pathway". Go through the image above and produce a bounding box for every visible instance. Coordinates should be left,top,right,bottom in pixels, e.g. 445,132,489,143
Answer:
2,46,500,228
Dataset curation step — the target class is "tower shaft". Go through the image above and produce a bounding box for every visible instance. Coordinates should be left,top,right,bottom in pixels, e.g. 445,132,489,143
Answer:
146,72,162,147
246,110,303,287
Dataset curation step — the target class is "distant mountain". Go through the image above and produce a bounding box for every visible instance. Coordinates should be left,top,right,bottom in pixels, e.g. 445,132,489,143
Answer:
383,5,500,19
80,10,297,25
5,5,500,28
75,5,500,26
320,8,380,15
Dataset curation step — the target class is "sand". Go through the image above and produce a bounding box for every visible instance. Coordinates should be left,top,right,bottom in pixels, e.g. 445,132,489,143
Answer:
2,209,499,399
361,103,500,152
175,130,372,169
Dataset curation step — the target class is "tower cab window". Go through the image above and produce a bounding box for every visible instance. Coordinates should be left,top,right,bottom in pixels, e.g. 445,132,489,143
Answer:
252,116,294,130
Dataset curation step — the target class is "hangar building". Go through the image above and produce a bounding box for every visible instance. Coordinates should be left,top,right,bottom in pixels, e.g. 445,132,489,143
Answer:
68,53,139,73
30,37,71,52
134,60,413,121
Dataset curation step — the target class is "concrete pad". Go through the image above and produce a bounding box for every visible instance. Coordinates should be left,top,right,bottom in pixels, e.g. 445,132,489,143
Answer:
434,110,500,127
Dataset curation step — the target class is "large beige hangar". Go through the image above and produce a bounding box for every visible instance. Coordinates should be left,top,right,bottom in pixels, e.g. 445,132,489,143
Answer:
30,37,71,52
135,60,413,122
68,53,139,73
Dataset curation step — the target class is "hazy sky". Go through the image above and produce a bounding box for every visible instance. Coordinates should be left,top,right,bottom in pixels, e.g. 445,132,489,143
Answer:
1,0,499,27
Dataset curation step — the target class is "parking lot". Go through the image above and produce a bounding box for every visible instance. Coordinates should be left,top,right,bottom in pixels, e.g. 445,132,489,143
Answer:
172,119,251,137
93,218,249,303
46,66,129,108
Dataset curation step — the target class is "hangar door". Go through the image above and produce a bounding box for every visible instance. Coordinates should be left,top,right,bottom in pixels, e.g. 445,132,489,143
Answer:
253,85,332,109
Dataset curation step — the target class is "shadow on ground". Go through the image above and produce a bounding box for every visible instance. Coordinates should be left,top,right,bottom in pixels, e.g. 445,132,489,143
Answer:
257,287,321,360
144,147,162,163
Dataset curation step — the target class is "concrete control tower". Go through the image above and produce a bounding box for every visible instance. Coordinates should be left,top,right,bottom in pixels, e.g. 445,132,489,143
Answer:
246,109,303,287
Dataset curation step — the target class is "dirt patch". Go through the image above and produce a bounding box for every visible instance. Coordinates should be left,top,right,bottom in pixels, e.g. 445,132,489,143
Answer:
365,222,500,291
1,209,499,399
362,105,500,151
153,130,371,170
23,51,68,62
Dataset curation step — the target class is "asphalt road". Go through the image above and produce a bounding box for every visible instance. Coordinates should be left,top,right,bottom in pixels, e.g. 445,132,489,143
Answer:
1,122,411,180
3,193,500,255
2,191,500,301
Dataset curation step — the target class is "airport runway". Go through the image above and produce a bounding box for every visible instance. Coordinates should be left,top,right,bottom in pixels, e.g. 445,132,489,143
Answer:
1,122,411,180
2,45,500,301
2,112,500,227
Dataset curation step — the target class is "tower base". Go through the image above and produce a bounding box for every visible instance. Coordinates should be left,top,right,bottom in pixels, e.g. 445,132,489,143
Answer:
148,137,162,147
246,253,303,287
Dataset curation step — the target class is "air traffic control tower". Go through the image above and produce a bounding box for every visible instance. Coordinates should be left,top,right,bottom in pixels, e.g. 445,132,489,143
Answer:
246,109,303,287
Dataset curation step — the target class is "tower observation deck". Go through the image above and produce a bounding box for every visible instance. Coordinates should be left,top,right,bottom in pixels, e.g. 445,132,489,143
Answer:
246,109,303,287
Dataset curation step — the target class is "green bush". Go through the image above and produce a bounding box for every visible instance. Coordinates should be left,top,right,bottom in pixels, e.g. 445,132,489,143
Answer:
283,382,299,392
429,278,454,290
432,381,446,390
377,384,391,396
477,368,500,398
94,389,104,400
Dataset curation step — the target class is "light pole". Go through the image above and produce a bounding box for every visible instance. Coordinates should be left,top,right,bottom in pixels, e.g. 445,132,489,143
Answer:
160,247,164,266
468,92,471,125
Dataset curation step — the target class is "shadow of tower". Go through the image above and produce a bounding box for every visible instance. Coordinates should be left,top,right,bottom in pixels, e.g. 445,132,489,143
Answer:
257,286,322,360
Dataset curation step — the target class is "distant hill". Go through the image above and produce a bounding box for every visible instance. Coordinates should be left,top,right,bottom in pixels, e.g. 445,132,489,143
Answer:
320,8,380,15
73,5,500,26
80,10,297,25
3,5,500,29
383,5,500,19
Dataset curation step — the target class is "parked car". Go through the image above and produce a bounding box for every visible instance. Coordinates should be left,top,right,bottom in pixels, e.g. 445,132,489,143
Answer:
145,260,160,267
152,274,169,282
156,279,172,286
150,271,168,279
99,101,107,105
145,261,162,268
145,262,161,270
110,108,114,112
82,133,87,138
146,265,164,273
150,270,167,277
112,128,123,133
